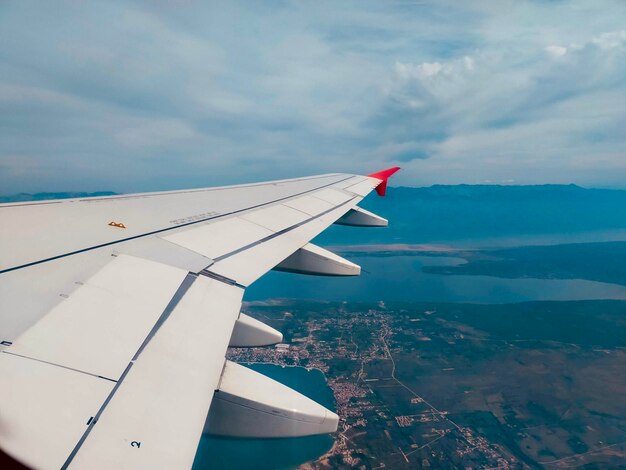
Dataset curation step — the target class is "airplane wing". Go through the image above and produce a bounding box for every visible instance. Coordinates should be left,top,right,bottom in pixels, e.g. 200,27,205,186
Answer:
0,168,399,469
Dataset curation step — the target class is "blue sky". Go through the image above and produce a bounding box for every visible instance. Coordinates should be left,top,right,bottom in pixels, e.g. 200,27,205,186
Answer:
0,0,625,193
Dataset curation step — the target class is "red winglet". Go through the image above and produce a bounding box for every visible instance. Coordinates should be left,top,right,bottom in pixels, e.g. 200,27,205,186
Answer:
368,166,401,196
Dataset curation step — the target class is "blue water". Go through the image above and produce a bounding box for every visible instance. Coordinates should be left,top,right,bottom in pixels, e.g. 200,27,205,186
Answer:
193,365,335,470
245,255,626,303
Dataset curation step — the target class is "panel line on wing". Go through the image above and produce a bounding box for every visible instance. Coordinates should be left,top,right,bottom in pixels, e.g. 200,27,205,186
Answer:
211,196,357,263
198,270,246,289
278,203,313,217
60,362,134,470
0,176,354,275
132,272,198,361
1,350,118,383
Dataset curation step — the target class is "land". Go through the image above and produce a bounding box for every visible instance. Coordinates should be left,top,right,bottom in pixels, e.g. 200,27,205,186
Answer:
335,241,626,287
421,242,626,287
228,299,626,469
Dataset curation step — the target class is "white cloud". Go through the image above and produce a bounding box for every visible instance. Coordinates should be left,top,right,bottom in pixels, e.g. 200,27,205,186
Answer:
395,57,476,82
418,62,444,77
545,30,626,61
395,61,442,80
545,45,567,57
592,30,626,49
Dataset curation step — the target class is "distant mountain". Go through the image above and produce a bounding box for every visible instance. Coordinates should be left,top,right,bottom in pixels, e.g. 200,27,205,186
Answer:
396,183,623,200
0,191,117,203
317,184,626,245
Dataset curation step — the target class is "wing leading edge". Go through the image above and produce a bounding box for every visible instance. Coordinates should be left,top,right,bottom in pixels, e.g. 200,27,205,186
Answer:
0,168,399,469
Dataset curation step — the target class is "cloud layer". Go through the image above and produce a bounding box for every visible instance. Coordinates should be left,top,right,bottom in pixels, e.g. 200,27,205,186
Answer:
0,0,625,192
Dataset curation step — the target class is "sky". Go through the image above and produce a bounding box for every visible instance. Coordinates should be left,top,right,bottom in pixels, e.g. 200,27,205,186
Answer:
0,0,625,193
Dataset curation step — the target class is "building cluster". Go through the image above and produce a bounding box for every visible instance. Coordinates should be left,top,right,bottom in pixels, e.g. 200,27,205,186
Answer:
227,306,519,468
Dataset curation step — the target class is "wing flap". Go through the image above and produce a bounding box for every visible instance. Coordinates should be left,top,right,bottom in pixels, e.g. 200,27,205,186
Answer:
67,275,243,469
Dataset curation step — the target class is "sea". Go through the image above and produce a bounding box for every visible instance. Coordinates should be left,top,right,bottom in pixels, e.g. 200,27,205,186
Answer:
246,254,626,304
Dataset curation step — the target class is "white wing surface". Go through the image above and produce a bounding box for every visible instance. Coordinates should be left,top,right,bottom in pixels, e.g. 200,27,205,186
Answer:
0,168,399,469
